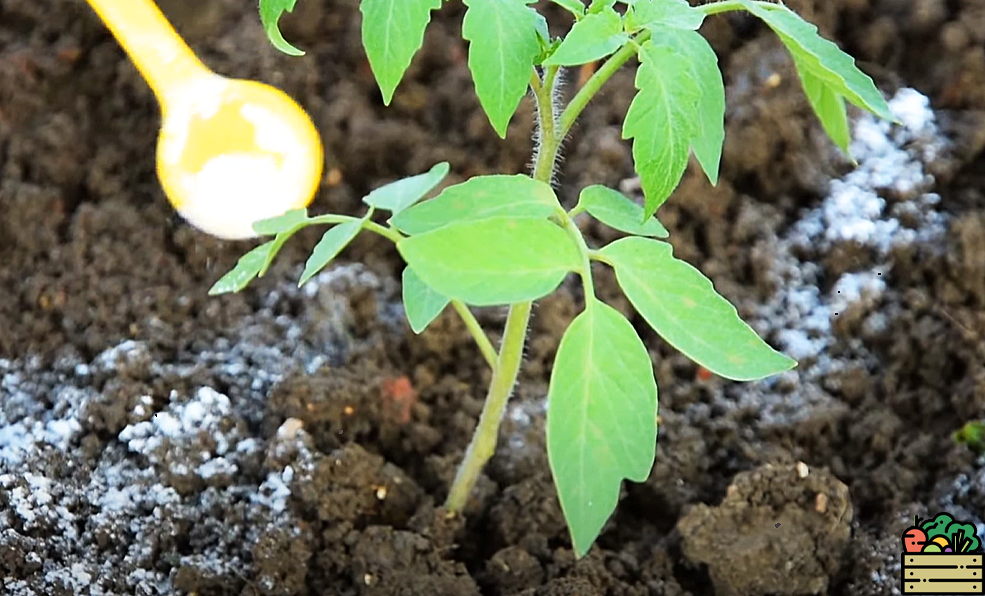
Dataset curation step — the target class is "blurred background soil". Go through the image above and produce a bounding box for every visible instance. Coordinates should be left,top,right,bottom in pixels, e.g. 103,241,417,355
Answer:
2,0,985,594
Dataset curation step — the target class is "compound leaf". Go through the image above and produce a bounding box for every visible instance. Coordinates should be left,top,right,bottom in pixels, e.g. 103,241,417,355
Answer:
547,297,658,558
738,0,894,123
259,0,305,56
600,237,796,380
299,220,363,286
363,162,450,215
360,0,443,104
252,208,309,235
625,0,704,31
397,216,579,306
390,174,560,235
653,27,724,185
208,242,276,295
462,0,544,137
577,185,668,238
544,7,628,66
623,40,701,220
402,267,450,333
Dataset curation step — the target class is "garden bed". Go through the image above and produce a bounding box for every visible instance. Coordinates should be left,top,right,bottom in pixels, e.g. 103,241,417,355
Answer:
3,0,985,595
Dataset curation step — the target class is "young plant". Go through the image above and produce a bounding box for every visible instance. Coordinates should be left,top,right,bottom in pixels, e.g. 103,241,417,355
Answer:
216,0,896,557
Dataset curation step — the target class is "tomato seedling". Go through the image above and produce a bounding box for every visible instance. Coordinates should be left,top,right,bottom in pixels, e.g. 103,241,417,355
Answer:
213,0,896,558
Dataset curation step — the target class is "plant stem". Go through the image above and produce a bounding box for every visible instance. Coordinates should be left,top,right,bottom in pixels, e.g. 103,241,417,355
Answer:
309,214,405,243
560,209,595,301
444,66,566,513
444,300,533,511
558,31,650,139
700,0,743,16
533,65,561,183
452,301,498,369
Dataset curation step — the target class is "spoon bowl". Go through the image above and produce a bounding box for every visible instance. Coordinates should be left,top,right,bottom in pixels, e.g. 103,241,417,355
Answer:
86,0,323,240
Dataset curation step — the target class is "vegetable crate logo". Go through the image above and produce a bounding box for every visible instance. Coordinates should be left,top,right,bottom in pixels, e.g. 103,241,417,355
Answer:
901,512,984,594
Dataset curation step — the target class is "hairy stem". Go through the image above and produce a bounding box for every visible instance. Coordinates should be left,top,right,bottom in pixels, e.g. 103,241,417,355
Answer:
444,66,566,513
444,300,533,511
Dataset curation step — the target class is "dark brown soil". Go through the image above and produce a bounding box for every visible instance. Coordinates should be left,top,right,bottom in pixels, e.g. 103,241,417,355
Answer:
3,0,985,595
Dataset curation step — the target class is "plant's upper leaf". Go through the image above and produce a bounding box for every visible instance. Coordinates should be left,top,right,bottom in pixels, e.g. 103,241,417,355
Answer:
547,297,658,558
600,237,796,380
587,0,616,14
544,7,627,66
397,216,579,306
738,0,894,123
299,220,363,286
259,0,305,55
462,0,544,137
389,174,560,235
625,0,704,31
651,27,724,185
577,185,668,238
550,0,586,18
363,162,451,215
402,266,451,333
208,242,276,295
622,40,701,219
795,57,851,156
252,208,309,235
360,0,443,104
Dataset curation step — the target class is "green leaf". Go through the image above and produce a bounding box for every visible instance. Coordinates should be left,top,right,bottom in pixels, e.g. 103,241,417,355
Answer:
587,0,616,13
397,216,579,306
577,185,668,238
543,7,628,66
298,221,363,286
796,60,851,156
402,267,450,333
362,162,451,215
625,0,704,31
550,0,585,18
462,0,544,137
738,0,895,123
623,40,701,219
389,174,561,235
547,297,658,558
208,242,276,295
259,0,305,56
600,237,796,380
360,0,442,104
653,27,724,185
252,208,309,236
260,223,311,276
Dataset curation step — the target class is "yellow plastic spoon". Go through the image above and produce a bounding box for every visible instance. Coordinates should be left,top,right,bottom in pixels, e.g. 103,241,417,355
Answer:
85,0,324,240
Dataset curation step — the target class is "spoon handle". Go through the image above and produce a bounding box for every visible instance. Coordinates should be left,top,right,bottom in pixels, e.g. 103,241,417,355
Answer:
85,0,211,100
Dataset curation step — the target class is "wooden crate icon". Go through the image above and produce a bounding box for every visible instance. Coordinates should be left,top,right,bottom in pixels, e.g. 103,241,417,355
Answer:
902,553,985,594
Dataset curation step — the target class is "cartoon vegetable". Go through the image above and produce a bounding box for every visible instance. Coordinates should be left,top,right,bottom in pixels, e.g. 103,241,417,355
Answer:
922,512,955,541
915,513,983,554
945,521,981,553
903,525,928,553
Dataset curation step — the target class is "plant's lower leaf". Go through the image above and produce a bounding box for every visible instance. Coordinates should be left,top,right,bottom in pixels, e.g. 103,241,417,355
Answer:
600,236,796,380
401,267,451,333
547,297,658,558
397,216,579,306
299,220,362,286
